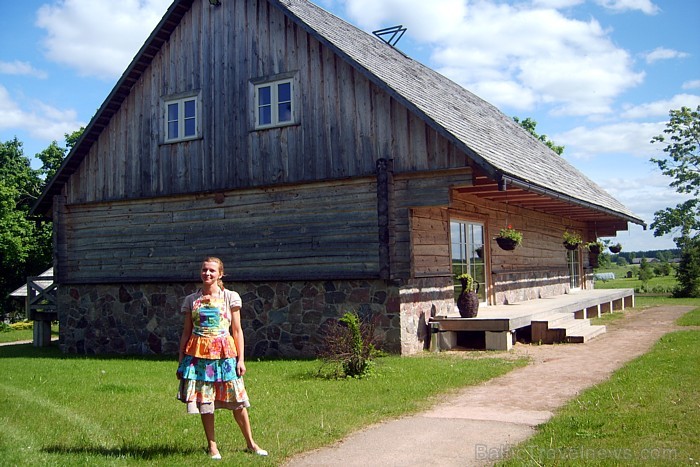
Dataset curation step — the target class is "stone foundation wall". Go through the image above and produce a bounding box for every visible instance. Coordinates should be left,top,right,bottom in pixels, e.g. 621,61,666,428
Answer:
492,268,570,305
398,277,455,354
58,279,440,356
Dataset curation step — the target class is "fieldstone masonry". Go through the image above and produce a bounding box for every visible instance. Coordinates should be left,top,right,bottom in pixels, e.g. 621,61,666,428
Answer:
57,277,455,356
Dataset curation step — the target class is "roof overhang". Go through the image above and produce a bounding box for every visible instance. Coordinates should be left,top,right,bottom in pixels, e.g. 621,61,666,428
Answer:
455,171,646,236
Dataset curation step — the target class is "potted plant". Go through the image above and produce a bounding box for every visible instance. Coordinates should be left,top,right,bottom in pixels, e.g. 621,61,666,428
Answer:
495,225,523,251
586,240,605,255
609,242,622,254
562,230,582,250
455,273,479,318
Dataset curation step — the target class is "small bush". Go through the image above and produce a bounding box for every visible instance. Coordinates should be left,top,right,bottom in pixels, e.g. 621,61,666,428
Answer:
9,321,33,331
0,322,11,333
319,311,379,379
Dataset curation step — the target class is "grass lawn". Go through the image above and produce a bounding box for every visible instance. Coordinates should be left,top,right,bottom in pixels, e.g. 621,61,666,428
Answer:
500,300,700,466
0,345,525,466
0,324,58,344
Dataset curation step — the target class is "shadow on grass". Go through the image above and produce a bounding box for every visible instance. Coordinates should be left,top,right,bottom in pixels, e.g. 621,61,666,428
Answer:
0,342,174,362
41,443,200,460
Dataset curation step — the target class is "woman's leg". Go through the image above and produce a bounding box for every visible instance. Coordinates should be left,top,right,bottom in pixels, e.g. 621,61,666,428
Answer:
233,407,263,452
201,413,219,456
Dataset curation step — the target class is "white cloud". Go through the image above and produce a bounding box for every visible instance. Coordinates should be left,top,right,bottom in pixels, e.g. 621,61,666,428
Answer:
342,0,644,116
554,121,666,160
621,94,700,119
36,0,171,80
594,0,660,15
0,60,48,79
682,80,700,90
0,85,83,141
644,47,689,64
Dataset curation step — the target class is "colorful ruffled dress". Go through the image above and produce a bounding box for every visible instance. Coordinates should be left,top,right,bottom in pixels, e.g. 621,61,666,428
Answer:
177,289,250,414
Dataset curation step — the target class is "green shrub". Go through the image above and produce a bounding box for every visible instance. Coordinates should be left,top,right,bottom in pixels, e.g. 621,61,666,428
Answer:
0,322,10,333
9,321,33,331
319,311,379,379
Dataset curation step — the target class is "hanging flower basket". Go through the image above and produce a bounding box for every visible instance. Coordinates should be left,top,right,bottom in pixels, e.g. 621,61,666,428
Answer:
495,225,522,251
496,237,519,251
586,241,604,255
609,243,622,254
562,230,582,250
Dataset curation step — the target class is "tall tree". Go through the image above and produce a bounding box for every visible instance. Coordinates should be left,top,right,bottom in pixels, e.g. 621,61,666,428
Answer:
513,116,565,155
0,138,53,320
651,105,700,297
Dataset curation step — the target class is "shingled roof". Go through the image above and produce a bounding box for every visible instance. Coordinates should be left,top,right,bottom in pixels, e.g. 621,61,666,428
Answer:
32,0,644,228
275,0,644,227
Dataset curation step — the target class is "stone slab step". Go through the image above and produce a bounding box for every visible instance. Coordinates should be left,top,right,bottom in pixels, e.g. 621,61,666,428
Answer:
531,312,577,328
566,325,607,343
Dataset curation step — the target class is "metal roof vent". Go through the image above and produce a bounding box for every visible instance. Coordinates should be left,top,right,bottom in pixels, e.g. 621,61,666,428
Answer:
372,25,406,47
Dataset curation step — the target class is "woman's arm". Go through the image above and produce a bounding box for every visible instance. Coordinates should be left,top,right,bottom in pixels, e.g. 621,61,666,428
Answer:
178,312,193,365
230,306,246,376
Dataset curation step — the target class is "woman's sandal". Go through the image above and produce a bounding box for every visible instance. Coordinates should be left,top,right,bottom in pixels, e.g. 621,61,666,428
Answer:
247,447,268,456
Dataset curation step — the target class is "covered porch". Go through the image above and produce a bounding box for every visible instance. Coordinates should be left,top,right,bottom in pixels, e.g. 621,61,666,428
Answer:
430,288,634,351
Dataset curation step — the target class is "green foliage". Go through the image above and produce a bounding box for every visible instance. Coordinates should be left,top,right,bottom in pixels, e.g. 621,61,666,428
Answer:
562,230,582,246
497,226,523,245
674,237,700,298
637,258,655,284
320,311,379,378
513,116,565,155
650,105,699,245
615,256,628,266
456,272,475,292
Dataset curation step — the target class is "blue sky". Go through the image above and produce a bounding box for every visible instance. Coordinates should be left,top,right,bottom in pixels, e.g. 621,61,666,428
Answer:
1,0,698,251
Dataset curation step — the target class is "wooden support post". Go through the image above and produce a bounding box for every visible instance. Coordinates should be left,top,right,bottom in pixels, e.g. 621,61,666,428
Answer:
376,158,394,280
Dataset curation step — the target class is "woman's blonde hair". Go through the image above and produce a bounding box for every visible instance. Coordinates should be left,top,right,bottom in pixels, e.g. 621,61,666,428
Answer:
202,256,225,290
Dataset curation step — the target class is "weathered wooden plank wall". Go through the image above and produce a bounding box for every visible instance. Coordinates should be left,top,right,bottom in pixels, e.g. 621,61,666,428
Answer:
60,178,380,283
61,0,469,207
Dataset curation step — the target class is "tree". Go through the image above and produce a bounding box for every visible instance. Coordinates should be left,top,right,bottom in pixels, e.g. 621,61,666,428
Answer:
513,117,565,155
36,128,83,184
651,106,700,297
0,138,52,320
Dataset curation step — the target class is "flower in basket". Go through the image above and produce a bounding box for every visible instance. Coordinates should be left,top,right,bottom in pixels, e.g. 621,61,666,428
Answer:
586,240,605,254
497,225,523,246
562,230,582,247
609,242,622,253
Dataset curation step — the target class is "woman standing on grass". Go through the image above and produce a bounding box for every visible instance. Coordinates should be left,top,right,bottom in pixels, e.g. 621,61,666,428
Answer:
176,257,267,460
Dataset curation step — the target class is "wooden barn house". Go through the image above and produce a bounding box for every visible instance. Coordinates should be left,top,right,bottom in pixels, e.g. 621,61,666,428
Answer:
31,0,645,356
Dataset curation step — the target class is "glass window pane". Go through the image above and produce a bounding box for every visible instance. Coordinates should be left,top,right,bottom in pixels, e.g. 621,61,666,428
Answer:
184,117,195,137
278,82,291,102
259,105,271,125
184,99,196,118
168,103,178,121
258,86,271,106
278,102,292,122
168,121,178,139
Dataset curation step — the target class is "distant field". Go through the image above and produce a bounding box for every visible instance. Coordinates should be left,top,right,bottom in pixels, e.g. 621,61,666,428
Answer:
593,263,677,294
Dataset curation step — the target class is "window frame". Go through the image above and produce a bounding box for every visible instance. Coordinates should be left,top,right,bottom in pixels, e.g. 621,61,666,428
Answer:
251,74,297,130
162,93,201,144
450,218,488,305
567,248,582,290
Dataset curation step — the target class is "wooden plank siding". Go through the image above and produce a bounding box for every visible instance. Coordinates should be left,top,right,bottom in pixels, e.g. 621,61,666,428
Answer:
61,0,469,208
60,178,381,283
53,0,481,285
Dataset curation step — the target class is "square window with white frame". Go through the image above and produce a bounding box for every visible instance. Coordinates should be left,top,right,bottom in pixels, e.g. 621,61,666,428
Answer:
254,79,294,129
163,94,200,143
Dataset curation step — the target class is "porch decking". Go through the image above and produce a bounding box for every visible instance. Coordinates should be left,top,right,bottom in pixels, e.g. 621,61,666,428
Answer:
430,288,634,351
